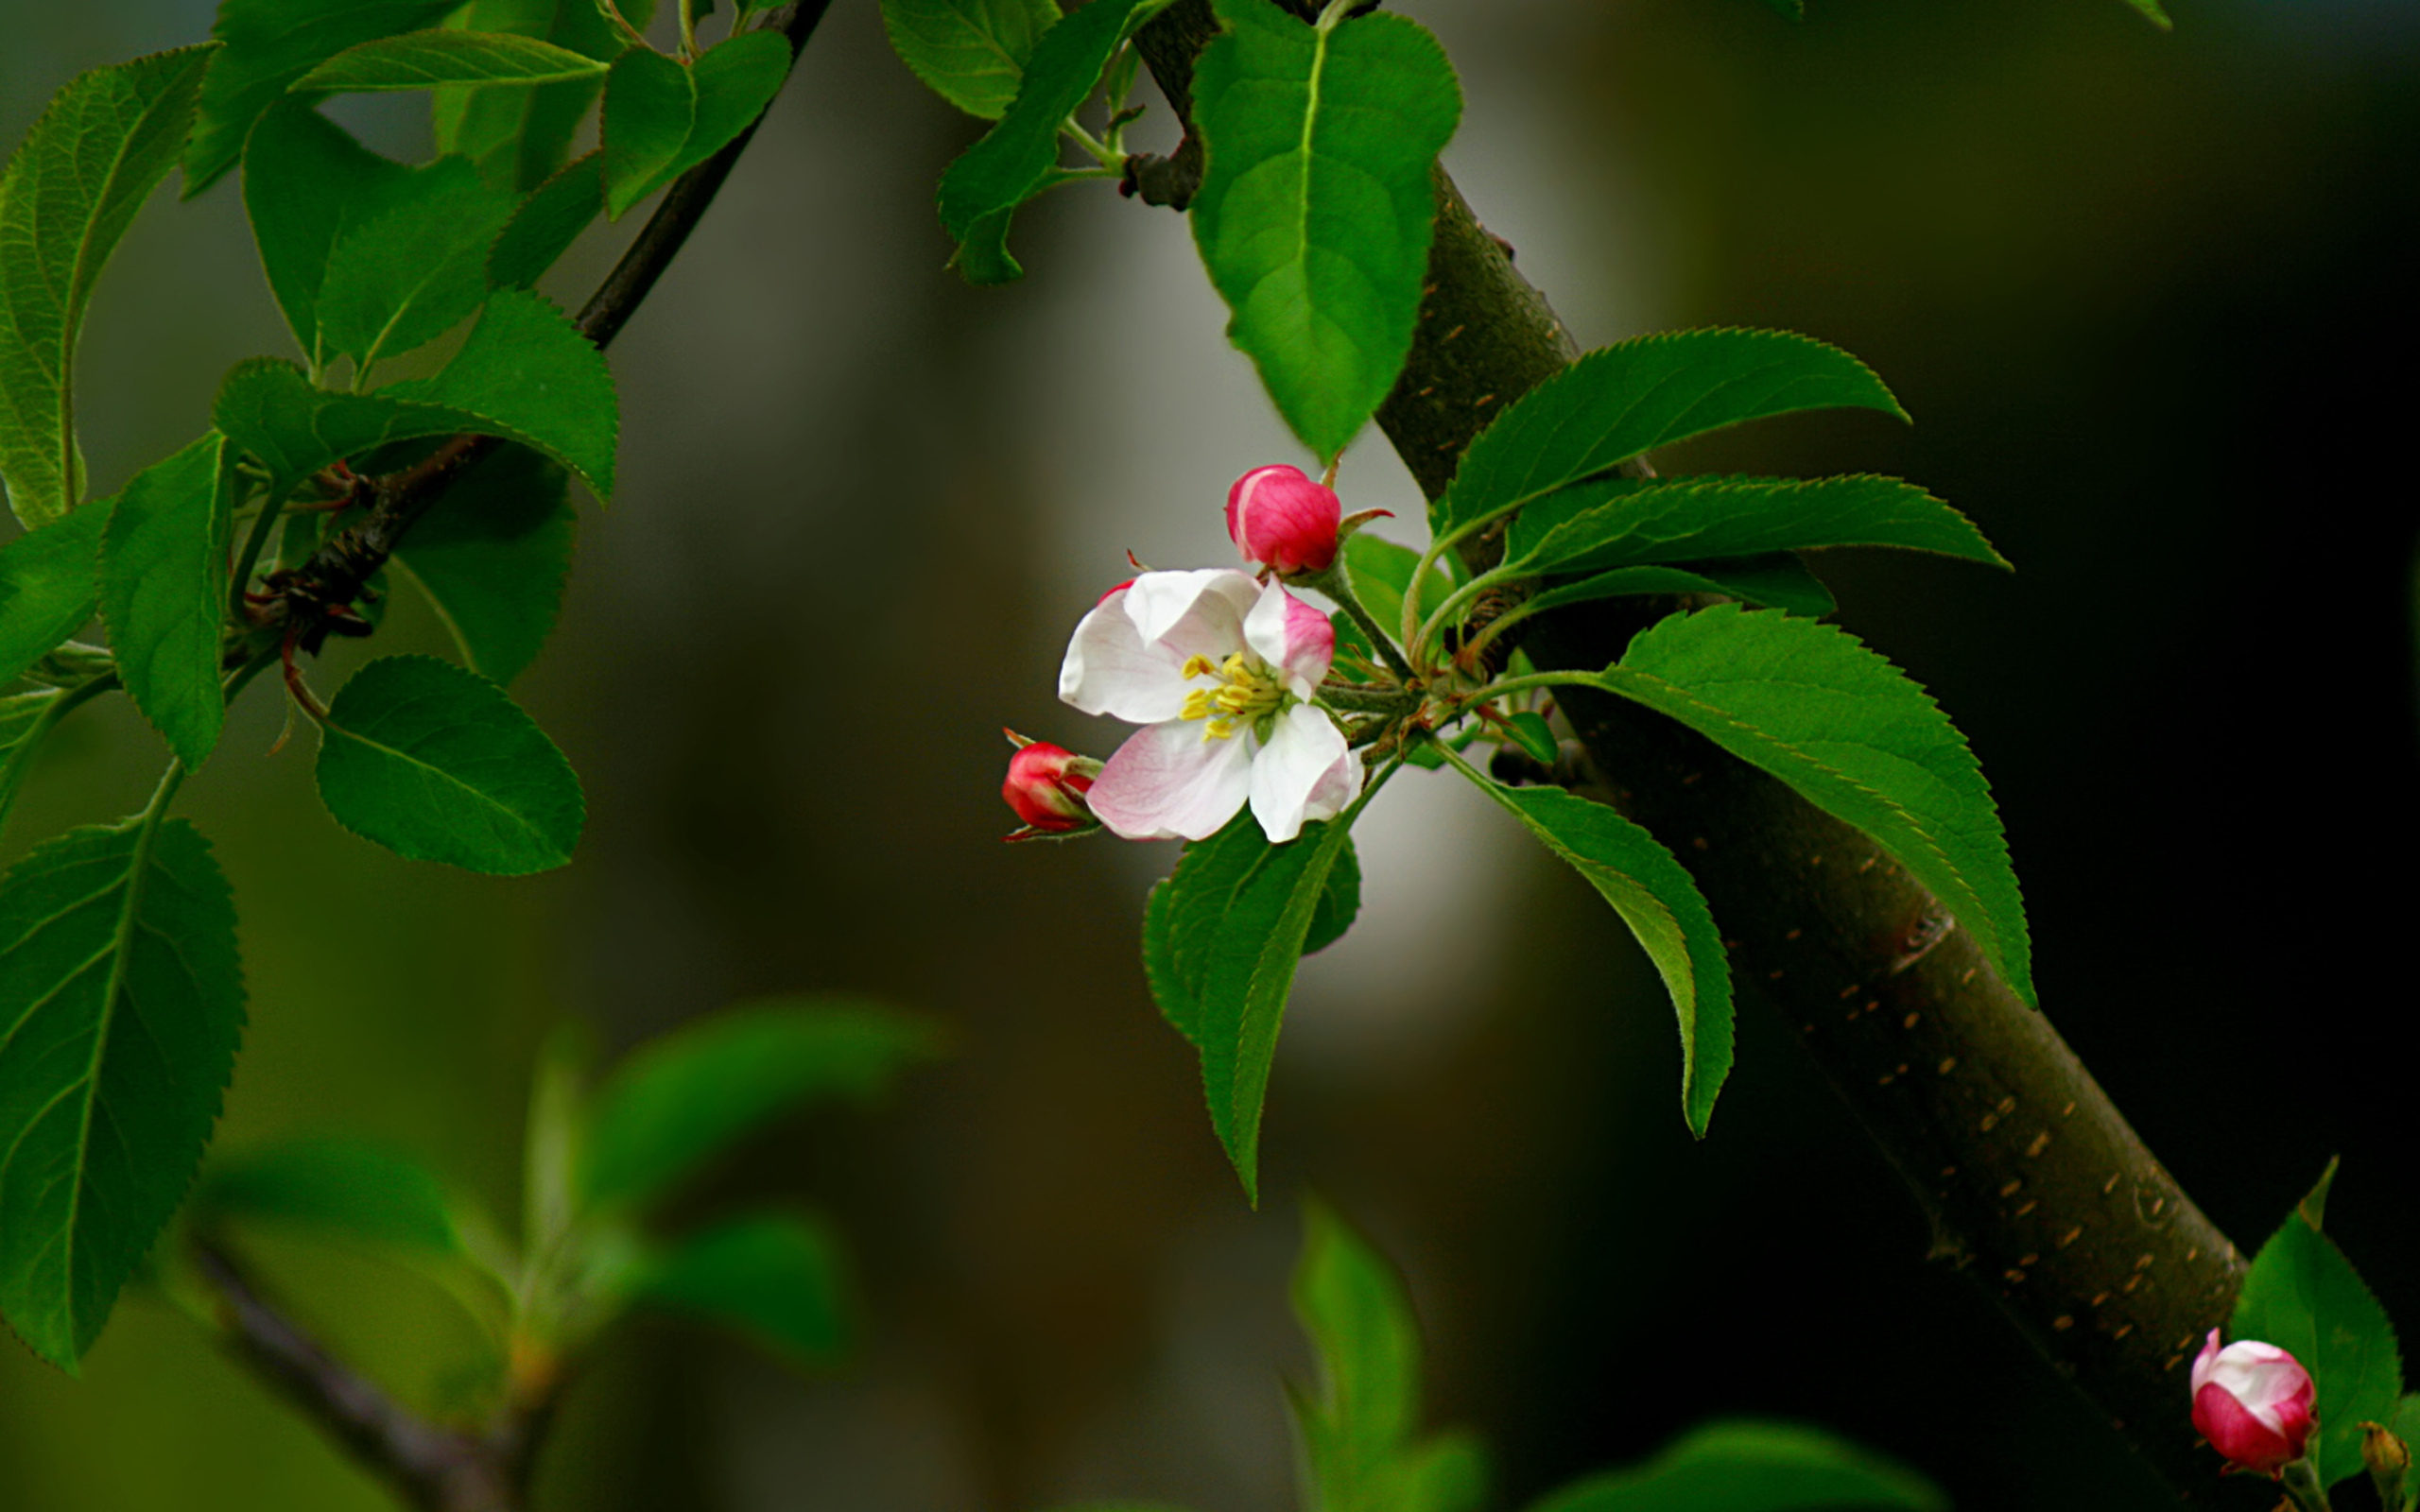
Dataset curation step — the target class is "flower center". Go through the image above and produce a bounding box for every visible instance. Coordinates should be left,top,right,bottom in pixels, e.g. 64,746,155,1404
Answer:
1178,652,1287,741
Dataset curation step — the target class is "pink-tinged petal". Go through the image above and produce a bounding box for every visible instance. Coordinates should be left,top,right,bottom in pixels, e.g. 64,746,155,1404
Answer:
1243,581,1334,696
1302,740,1364,826
1123,569,1261,663
2195,1382,2301,1476
2191,1330,2224,1394
1089,720,1254,840
1248,704,1350,843
1061,588,1193,722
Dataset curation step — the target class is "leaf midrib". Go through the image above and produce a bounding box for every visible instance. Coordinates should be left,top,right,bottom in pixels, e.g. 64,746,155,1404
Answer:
324,713,560,852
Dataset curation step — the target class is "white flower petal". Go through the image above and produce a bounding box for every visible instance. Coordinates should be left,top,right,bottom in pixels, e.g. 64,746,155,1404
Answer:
1089,720,1255,840
1060,588,1194,722
1248,704,1353,844
1125,568,1262,663
1243,581,1335,696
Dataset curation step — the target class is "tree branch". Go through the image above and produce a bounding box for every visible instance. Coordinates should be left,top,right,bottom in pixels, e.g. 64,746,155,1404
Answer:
194,1244,525,1512
1130,1,2241,1495
260,0,838,653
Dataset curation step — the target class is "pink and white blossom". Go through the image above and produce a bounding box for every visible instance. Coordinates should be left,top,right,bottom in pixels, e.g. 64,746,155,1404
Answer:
1226,464,1341,575
1059,569,1361,843
2190,1330,2317,1477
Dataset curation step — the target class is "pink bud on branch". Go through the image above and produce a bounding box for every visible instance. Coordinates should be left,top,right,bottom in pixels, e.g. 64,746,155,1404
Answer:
2190,1330,2317,1478
1001,734,1101,837
1226,464,1341,575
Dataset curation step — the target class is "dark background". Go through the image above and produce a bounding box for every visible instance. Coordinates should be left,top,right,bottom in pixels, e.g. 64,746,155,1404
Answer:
0,0,2412,1508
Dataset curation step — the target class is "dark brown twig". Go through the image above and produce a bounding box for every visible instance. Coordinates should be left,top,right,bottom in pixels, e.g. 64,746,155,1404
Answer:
1127,1,2241,1495
257,0,838,658
195,1244,524,1512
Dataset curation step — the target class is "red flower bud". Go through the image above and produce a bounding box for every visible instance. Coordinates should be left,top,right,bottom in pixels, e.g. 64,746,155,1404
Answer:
2191,1330,2316,1477
1002,740,1099,833
1226,464,1341,575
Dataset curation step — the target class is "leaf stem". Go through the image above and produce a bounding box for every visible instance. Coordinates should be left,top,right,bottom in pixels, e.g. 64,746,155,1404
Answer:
1297,559,1417,683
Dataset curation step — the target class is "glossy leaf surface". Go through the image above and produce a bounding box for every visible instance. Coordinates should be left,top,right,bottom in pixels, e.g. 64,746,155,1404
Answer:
1464,777,1733,1133
297,30,607,91
1190,0,1461,461
0,817,245,1370
317,155,515,369
0,507,110,687
1583,605,2032,1007
1501,475,2005,578
2232,1169,2404,1488
188,0,460,192
1435,331,1905,539
394,443,577,683
0,47,214,527
98,436,236,771
882,0,1062,120
315,654,584,875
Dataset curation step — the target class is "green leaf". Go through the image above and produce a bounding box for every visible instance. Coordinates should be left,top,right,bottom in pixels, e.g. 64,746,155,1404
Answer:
582,999,941,1211
881,0,1063,121
387,290,618,499
599,47,694,220
314,654,584,875
1502,475,2006,578
435,0,637,194
0,507,111,687
1503,712,1558,765
1459,775,1732,1134
1190,0,1462,462
1517,556,1837,621
2231,1167,2405,1488
1527,1418,1946,1512
0,815,246,1371
216,304,616,504
195,1136,461,1253
318,155,516,370
599,32,791,220
1435,330,1907,540
489,152,605,290
99,437,238,772
631,1211,850,1366
0,690,66,842
241,101,415,368
187,0,462,194
2124,0,2174,31
393,445,576,683
0,47,216,528
1290,1198,1487,1512
1580,604,2033,1008
935,0,1162,284
1303,834,1360,955
1139,811,1358,1202
297,30,607,92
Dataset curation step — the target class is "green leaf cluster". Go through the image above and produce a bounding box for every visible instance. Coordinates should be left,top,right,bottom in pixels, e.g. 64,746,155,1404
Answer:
2231,1164,2406,1488
187,998,940,1386
600,31,791,219
883,0,1063,121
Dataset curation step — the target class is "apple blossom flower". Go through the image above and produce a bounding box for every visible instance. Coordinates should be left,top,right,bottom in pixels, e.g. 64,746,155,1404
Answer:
2191,1329,2317,1477
1226,464,1341,575
1059,568,1362,843
1002,738,1099,833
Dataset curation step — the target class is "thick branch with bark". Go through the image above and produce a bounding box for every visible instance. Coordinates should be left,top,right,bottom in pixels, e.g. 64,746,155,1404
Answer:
1132,1,2241,1495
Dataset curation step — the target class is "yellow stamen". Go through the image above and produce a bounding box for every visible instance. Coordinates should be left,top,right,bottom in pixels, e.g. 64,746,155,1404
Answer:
1183,647,1287,741
1180,654,1218,679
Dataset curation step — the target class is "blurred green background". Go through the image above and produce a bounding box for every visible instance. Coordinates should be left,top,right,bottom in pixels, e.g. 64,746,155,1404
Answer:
2,0,2412,1508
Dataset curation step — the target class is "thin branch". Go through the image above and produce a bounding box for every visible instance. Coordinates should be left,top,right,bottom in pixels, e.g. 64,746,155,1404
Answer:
1127,1,2240,1496
194,1244,521,1512
259,0,838,655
